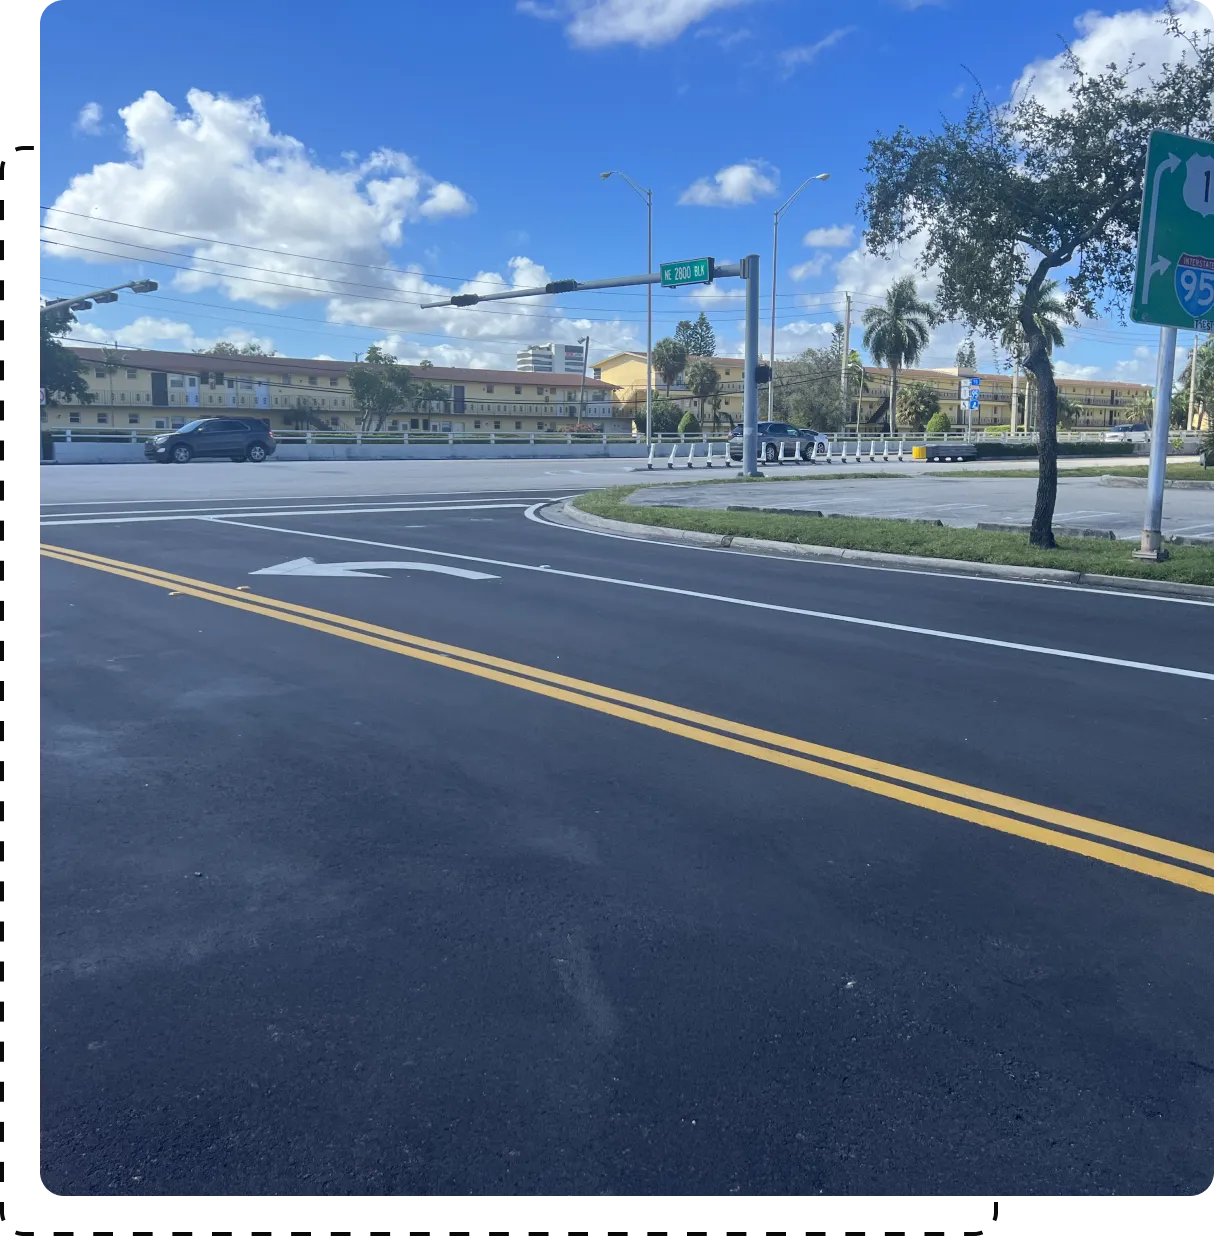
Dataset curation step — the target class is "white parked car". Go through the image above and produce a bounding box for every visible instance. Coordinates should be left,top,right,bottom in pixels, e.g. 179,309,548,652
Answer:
1103,423,1150,443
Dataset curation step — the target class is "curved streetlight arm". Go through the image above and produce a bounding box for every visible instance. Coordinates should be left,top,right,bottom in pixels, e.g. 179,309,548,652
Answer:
600,169,652,204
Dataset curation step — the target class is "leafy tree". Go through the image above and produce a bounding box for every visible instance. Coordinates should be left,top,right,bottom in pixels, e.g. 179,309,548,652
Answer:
347,346,415,432
652,337,688,395
193,340,277,357
860,13,1214,546
677,409,701,434
684,358,720,423
771,333,849,431
40,308,94,407
1200,408,1214,467
925,410,952,433
647,397,682,435
675,311,716,358
897,381,940,431
955,338,977,370
861,277,934,434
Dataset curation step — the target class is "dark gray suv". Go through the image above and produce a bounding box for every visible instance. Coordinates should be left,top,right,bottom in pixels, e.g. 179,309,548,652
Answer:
145,417,276,464
728,421,826,463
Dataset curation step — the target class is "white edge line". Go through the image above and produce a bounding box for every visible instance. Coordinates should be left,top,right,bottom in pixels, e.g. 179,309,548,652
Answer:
526,501,1214,611
201,514,1214,682
41,502,531,527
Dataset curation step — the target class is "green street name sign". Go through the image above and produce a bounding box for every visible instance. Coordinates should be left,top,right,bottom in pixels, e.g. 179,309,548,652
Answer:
660,257,714,288
1132,129,1214,330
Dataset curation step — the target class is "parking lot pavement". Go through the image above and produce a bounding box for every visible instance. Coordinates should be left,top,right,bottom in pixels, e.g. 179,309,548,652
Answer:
40,492,1214,1195
630,473,1214,540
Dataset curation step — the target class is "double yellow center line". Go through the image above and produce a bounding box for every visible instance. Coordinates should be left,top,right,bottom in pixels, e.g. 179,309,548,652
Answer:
42,542,1214,898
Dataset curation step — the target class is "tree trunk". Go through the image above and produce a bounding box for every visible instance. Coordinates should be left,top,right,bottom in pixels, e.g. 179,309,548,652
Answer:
1024,341,1059,548
889,368,899,435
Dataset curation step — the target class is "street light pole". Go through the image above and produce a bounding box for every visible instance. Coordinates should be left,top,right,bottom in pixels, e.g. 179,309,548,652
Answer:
601,170,653,444
768,173,829,419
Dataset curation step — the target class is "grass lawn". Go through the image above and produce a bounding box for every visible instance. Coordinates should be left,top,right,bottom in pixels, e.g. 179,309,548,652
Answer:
938,461,1214,481
573,486,1214,586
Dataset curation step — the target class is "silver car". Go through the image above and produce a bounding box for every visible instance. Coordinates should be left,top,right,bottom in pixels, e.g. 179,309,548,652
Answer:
728,421,826,463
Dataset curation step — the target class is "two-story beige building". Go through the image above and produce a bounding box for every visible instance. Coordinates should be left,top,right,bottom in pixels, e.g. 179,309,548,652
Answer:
50,348,628,433
593,351,1154,431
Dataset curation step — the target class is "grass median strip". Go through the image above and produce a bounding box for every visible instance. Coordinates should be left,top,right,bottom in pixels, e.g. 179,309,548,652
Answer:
574,486,1214,586
42,542,1214,897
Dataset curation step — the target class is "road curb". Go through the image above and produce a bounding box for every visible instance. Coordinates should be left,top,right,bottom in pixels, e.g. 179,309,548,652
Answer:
551,500,1214,599
1099,475,1214,490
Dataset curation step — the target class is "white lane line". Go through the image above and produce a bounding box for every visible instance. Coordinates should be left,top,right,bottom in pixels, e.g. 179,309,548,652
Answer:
204,514,1214,681
41,500,531,520
41,502,531,527
39,488,586,508
526,501,1214,610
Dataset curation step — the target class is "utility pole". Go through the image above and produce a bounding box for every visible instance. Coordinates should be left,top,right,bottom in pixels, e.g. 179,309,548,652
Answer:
577,334,590,423
840,292,852,407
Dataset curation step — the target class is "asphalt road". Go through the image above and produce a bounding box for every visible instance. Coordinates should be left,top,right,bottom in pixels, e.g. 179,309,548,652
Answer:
632,474,1214,541
39,451,1120,505
40,480,1214,1196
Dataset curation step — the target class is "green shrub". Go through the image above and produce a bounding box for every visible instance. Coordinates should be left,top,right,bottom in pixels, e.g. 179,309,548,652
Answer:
973,441,1136,458
677,410,701,434
925,410,953,433
1201,416,1214,467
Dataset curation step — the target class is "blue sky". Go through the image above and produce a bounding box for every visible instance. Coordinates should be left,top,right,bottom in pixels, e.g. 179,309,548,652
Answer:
39,0,1203,383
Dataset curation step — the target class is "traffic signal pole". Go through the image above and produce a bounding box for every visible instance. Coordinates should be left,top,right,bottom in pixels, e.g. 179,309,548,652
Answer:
422,255,762,473
1134,325,1178,561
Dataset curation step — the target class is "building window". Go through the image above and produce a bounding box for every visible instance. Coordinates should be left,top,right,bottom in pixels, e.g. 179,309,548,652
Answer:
69,411,81,424
308,376,318,386
485,384,494,393
410,418,420,429
239,378,253,390
514,385,522,395
329,377,339,386
96,412,109,424
473,420,481,429
536,386,544,395
493,420,501,430
516,421,522,430
330,416,339,427
128,413,139,424
171,417,186,429
126,368,138,379
94,366,106,377
155,419,166,429
169,376,184,388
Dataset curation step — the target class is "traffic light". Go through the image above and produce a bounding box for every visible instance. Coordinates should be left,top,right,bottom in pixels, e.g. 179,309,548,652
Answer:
92,291,119,303
129,279,159,294
755,363,772,385
451,293,480,307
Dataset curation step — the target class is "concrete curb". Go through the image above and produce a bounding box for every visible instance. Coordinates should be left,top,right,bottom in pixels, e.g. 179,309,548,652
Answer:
552,500,1214,599
1099,475,1214,490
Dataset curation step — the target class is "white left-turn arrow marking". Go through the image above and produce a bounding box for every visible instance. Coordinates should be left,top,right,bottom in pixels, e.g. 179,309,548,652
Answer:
250,556,497,580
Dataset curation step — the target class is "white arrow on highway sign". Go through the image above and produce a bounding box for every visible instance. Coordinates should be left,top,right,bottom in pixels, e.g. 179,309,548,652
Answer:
250,556,498,580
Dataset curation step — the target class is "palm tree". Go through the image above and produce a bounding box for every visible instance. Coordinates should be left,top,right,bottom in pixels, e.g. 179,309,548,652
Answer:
652,337,688,398
684,359,720,424
861,277,934,433
1001,280,1074,431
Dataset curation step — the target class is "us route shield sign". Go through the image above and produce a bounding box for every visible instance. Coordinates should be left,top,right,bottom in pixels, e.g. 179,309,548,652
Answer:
1132,129,1214,330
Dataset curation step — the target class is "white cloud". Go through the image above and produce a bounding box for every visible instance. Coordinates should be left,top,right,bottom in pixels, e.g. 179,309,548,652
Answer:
69,315,276,355
678,159,778,206
1013,1,1213,112
789,256,830,281
694,24,752,48
896,0,946,8
520,0,757,48
802,224,855,248
45,89,475,309
44,88,646,370
1052,360,1101,379
1114,344,1157,383
778,26,854,77
73,102,104,136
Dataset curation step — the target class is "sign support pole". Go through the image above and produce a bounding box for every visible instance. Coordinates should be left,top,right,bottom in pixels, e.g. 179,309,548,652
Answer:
1135,325,1178,560
742,254,761,479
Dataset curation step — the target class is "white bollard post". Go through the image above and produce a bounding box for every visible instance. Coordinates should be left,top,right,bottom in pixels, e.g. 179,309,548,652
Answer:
898,440,905,462
868,439,876,461
705,442,715,468
855,439,863,463
882,440,889,462
686,443,696,468
668,444,678,469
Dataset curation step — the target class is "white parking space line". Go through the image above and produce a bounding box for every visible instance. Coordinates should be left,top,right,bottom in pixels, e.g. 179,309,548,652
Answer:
201,514,1214,681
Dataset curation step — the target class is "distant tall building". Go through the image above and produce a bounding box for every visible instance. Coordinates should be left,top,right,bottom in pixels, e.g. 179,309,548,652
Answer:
517,341,586,374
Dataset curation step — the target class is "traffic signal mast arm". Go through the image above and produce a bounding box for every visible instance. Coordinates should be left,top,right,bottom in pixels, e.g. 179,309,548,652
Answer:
41,279,158,315
420,263,741,309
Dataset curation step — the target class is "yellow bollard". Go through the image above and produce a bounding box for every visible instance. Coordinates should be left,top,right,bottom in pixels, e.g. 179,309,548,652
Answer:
912,445,927,460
